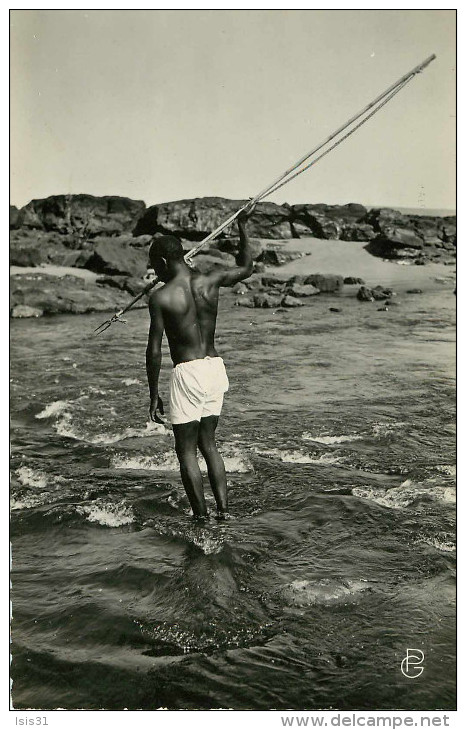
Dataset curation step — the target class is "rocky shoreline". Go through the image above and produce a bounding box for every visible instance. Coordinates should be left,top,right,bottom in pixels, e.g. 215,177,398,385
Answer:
10,194,456,317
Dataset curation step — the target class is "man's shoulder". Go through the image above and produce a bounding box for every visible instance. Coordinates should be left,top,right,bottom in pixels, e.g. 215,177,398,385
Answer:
148,284,167,310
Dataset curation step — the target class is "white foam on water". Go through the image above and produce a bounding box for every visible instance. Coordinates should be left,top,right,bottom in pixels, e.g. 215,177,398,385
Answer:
36,400,70,420
429,486,456,505
302,433,363,445
254,447,341,465
112,447,252,474
418,535,456,553
122,378,141,386
353,483,456,509
154,524,225,554
55,412,169,444
283,578,369,606
10,494,44,511
15,466,48,489
371,421,406,438
76,500,135,527
435,464,456,477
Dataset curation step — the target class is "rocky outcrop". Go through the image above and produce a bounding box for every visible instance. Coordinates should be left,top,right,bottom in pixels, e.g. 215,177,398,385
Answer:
366,227,424,260
365,208,456,262
10,230,71,266
19,195,146,237
10,206,20,230
291,203,368,239
83,237,149,277
134,197,292,240
9,195,456,319
10,272,146,316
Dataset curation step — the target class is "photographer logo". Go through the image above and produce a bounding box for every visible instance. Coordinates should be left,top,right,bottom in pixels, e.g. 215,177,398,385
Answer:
401,648,424,678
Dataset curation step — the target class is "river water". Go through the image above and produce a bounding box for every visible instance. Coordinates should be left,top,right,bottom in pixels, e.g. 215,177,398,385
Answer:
10,282,456,710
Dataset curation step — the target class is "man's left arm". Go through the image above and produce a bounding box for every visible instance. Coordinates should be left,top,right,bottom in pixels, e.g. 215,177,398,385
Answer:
146,292,165,423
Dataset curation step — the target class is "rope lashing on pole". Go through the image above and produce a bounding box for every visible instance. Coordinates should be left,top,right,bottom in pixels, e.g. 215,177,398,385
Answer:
93,53,436,336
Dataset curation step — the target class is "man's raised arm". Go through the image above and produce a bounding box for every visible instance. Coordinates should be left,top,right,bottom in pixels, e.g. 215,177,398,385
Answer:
146,292,165,423
214,203,256,287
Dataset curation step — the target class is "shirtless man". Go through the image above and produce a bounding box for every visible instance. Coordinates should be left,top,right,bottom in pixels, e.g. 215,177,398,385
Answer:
146,205,255,519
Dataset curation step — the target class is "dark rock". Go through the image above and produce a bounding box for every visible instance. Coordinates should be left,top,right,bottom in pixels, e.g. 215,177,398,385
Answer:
189,253,235,275
134,197,292,240
357,286,374,302
290,220,314,238
243,274,265,290
442,221,456,245
287,274,308,285
286,283,320,297
364,207,409,231
340,223,376,242
10,272,144,315
10,230,71,267
204,247,236,265
232,283,249,295
257,248,305,266
385,300,399,306
96,275,147,297
130,234,153,248
84,238,149,277
216,237,266,261
10,205,21,230
377,307,389,311
261,273,293,287
292,203,367,240
329,307,342,312
11,305,43,318
406,289,423,294
304,274,344,293
235,296,255,308
281,294,304,308
371,285,393,301
344,277,365,285
253,293,282,309
10,245,43,267
19,195,146,237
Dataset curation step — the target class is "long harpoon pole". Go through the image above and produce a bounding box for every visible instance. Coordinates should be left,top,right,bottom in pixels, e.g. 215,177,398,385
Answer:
94,53,436,335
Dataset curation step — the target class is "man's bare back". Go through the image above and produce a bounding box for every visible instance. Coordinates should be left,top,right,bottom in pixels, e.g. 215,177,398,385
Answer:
151,272,220,366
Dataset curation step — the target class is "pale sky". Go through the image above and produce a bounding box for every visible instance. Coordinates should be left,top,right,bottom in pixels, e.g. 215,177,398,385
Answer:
10,9,456,210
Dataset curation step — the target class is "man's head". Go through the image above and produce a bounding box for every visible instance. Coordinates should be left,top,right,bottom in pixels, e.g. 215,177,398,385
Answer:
149,235,185,281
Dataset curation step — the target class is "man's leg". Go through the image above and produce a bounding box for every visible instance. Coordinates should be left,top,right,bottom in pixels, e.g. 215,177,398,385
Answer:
173,420,207,518
198,415,228,515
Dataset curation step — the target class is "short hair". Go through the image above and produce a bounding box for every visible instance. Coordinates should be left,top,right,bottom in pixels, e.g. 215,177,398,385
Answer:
149,235,184,265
